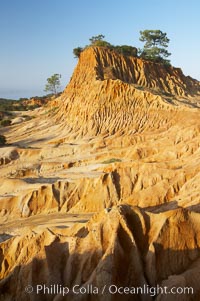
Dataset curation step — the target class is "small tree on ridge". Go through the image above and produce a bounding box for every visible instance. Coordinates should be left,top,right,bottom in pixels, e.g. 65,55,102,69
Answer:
139,30,171,64
44,74,61,95
73,47,83,58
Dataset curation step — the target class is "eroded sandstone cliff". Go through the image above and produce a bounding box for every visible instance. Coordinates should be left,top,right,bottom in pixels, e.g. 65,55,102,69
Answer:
0,46,200,300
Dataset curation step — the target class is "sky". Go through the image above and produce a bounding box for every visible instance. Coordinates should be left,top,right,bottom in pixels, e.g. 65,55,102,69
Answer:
0,0,200,99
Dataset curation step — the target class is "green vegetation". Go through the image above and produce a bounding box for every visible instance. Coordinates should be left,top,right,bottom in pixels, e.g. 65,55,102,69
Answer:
21,114,36,120
0,135,6,146
0,98,22,111
102,158,122,164
73,47,84,58
0,95,54,128
73,30,171,65
44,74,61,95
139,30,171,64
0,96,49,115
0,119,11,127
89,34,112,47
90,34,105,45
113,45,137,57
73,34,138,59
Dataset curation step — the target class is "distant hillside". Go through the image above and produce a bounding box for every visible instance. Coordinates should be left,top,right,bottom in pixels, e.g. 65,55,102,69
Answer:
0,95,57,127
0,94,59,112
0,97,39,112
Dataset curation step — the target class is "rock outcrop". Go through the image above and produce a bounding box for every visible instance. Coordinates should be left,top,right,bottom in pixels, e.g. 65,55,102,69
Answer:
1,206,200,300
51,46,199,138
66,46,200,96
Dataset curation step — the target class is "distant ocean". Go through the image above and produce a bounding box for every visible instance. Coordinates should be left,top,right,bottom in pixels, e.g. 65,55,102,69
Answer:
0,89,44,100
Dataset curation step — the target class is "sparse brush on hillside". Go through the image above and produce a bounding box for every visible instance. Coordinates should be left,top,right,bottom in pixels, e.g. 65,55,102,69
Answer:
0,95,52,114
73,30,171,65
0,98,24,111
73,34,138,59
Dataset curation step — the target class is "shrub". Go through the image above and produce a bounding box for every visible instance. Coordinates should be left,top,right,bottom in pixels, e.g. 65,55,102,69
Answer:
113,45,138,57
1,119,11,126
102,158,122,164
0,135,6,146
93,40,112,47
73,47,84,58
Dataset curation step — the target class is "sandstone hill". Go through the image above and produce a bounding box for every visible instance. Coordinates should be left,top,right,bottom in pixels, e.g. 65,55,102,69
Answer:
0,46,200,300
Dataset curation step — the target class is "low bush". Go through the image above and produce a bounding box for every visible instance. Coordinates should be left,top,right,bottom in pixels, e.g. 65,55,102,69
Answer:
1,119,11,126
0,135,6,146
102,158,122,164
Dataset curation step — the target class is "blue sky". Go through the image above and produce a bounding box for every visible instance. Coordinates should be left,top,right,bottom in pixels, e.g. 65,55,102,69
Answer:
0,0,199,99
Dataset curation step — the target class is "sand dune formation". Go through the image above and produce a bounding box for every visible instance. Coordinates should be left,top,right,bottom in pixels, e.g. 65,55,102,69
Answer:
0,46,200,300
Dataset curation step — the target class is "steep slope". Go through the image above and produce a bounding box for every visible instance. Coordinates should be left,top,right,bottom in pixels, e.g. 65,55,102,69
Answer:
52,46,199,138
65,46,200,96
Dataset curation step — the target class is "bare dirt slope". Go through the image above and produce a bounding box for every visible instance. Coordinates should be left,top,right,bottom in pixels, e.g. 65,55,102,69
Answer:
0,46,200,300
